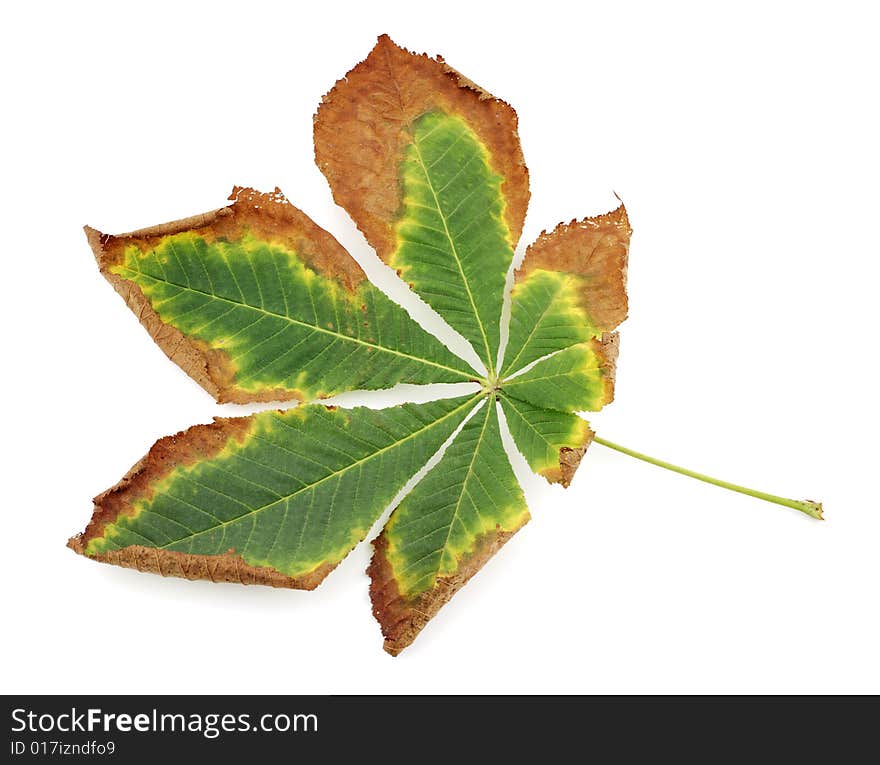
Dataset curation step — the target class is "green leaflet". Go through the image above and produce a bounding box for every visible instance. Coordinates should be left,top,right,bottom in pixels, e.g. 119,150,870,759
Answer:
114,231,474,401
501,269,597,377
85,396,477,580
499,394,593,487
369,397,529,654
503,343,611,413
395,111,514,375
383,399,527,597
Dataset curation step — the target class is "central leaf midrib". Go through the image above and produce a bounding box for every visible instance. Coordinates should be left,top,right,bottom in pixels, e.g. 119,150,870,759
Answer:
505,368,594,386
502,342,599,387
156,395,482,552
408,134,496,377
118,266,476,380
430,399,493,585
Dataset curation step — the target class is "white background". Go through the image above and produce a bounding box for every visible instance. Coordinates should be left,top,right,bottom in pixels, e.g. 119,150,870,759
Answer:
2,1,878,694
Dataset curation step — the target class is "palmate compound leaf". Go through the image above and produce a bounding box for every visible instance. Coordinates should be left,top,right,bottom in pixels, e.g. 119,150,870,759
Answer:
71,35,635,655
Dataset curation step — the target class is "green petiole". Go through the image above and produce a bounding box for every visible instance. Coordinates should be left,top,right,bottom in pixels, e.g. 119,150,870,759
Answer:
592,436,824,520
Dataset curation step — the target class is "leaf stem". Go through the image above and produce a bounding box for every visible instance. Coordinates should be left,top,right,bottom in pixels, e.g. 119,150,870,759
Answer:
592,436,823,520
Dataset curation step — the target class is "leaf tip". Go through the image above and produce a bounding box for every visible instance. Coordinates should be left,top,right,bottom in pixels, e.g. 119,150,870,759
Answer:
83,225,110,268
538,423,595,488
66,534,86,556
